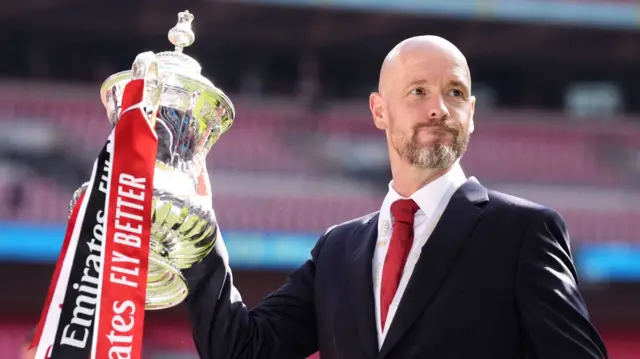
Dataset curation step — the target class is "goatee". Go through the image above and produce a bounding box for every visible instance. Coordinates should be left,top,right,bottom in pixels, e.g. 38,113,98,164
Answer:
394,127,469,169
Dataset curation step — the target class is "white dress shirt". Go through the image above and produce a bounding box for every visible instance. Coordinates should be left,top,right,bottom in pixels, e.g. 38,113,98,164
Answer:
372,162,467,348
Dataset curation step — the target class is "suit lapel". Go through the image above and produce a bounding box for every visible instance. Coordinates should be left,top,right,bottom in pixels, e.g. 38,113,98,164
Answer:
378,177,489,358
345,213,379,358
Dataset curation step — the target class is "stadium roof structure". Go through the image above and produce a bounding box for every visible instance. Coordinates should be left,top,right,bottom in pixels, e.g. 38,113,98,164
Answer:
3,0,640,68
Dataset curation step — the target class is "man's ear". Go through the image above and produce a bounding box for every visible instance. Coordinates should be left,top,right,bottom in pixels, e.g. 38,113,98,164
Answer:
469,95,476,134
369,92,387,130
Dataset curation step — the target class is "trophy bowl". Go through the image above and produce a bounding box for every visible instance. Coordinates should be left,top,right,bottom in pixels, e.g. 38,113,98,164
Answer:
70,10,234,310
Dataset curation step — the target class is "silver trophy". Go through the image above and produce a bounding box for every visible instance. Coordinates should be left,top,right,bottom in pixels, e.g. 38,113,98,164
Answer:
70,10,234,310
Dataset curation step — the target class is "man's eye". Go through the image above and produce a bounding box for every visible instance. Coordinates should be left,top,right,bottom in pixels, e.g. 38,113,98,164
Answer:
449,89,464,97
410,88,426,96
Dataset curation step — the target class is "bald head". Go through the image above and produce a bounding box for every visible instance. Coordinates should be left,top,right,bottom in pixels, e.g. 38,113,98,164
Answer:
378,35,471,95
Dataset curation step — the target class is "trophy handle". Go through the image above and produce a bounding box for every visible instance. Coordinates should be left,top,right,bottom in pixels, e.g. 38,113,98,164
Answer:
70,51,160,219
127,51,162,129
68,182,89,218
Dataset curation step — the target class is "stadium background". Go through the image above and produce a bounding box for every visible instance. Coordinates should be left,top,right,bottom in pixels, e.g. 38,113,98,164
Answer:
1,0,639,357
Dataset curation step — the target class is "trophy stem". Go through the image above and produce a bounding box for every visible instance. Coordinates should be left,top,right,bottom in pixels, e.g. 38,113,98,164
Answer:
146,250,188,310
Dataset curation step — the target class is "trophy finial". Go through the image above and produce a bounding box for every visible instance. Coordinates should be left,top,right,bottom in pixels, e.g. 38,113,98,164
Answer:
168,10,195,53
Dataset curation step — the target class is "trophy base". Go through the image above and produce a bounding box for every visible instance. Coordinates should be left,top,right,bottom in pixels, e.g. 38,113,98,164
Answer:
69,182,216,311
146,251,188,310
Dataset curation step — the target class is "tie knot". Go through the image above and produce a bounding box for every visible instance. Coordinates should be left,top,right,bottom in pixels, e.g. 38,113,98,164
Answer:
390,199,419,225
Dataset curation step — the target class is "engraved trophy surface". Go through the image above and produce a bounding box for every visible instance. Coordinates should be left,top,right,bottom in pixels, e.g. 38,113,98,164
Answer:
71,11,234,310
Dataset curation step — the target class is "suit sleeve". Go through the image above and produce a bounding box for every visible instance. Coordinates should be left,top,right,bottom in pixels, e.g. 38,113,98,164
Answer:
515,209,608,359
182,228,327,359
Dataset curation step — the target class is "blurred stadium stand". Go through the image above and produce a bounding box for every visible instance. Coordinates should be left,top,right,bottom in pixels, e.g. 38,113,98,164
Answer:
1,0,640,357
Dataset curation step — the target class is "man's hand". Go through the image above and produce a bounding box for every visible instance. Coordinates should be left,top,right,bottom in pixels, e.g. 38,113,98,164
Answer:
22,346,35,359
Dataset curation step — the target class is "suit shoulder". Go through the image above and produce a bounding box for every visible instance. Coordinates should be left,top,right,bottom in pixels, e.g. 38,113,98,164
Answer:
486,189,560,220
323,211,379,237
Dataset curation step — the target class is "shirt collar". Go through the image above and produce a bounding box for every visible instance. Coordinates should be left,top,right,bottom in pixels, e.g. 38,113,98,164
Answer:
379,161,467,223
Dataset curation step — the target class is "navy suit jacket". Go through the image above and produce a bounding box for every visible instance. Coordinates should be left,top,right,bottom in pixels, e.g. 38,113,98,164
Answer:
183,177,608,359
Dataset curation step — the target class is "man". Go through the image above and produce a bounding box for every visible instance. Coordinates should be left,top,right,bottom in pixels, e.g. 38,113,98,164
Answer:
184,36,608,358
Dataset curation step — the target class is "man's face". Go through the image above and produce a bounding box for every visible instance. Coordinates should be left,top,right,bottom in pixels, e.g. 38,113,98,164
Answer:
372,47,475,169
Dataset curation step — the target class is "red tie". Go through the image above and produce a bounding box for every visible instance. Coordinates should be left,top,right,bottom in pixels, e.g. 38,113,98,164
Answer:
380,199,419,331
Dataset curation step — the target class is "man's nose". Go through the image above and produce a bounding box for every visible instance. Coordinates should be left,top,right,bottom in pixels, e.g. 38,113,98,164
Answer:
427,94,449,120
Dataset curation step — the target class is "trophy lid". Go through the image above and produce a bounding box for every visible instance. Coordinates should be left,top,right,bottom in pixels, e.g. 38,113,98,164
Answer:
100,10,235,136
154,11,203,86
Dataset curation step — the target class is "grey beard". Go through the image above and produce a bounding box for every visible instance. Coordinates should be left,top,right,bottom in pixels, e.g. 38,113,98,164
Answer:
404,143,460,169
391,127,470,169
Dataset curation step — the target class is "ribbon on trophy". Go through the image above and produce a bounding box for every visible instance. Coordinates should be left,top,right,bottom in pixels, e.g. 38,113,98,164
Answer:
30,59,159,359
